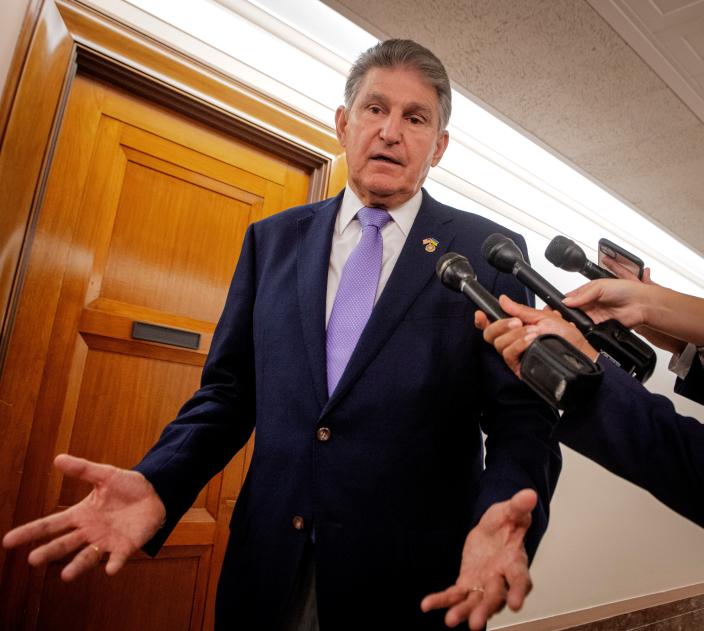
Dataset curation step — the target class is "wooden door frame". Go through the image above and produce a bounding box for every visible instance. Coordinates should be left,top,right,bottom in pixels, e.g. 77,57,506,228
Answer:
0,0,346,581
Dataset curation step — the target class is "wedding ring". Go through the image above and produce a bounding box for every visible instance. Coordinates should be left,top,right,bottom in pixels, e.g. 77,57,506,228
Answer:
468,586,485,595
88,544,101,558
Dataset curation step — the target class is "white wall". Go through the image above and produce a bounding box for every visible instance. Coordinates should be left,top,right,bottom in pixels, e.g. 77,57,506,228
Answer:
0,0,32,106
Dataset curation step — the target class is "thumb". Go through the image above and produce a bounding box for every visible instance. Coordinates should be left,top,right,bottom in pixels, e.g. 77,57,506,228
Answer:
54,454,115,486
506,489,537,525
498,295,543,323
563,281,600,306
474,309,490,330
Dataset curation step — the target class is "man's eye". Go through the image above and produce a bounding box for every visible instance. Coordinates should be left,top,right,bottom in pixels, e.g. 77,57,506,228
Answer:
369,106,382,114
408,116,424,125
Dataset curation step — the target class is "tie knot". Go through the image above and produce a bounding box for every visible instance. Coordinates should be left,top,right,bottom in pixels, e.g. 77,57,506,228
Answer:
357,206,391,231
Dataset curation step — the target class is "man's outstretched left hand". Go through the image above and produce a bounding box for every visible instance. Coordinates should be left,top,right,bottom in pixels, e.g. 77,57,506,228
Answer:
421,489,537,629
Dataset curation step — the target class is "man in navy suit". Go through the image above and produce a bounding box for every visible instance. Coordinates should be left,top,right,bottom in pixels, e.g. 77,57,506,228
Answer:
3,40,561,630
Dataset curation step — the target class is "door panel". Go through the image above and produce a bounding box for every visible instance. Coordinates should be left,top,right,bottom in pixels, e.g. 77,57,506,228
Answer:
37,546,210,631
58,350,205,506
100,155,257,321
0,74,311,630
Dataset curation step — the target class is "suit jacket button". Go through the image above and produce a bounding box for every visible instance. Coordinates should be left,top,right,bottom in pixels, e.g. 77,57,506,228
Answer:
316,426,331,442
292,515,305,530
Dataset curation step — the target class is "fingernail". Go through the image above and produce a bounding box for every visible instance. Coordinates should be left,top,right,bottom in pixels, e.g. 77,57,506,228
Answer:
507,318,522,329
524,333,538,343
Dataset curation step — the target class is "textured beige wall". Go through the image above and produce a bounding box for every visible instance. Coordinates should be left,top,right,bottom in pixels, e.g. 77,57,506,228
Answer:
0,0,33,105
323,0,704,258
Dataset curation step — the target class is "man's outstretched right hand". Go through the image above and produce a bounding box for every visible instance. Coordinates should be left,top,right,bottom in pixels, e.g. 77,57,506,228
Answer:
2,454,166,581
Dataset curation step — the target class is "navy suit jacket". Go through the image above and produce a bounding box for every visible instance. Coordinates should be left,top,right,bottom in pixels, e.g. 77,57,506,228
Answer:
557,357,704,527
136,189,561,630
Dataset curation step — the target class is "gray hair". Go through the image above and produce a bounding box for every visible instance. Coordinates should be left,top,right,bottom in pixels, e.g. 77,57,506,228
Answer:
344,39,452,130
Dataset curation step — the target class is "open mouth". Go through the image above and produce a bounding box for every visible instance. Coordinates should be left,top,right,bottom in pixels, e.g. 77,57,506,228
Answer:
370,154,403,165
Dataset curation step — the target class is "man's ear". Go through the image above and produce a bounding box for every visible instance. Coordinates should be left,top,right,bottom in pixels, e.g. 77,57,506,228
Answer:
335,106,348,147
431,130,449,167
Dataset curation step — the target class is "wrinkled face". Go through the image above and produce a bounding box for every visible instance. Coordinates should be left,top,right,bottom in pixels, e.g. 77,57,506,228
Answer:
335,66,449,209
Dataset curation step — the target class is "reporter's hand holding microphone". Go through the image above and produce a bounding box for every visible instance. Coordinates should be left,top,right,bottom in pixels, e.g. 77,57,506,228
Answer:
474,296,598,379
435,234,704,626
436,250,603,411
474,234,704,528
563,277,704,354
546,234,704,354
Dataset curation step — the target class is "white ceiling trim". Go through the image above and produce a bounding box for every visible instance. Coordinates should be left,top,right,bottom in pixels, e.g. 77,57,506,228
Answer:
587,0,704,124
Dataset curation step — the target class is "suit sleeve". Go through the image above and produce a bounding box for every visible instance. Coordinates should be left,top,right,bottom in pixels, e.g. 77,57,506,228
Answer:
135,224,258,553
557,357,704,527
472,233,562,560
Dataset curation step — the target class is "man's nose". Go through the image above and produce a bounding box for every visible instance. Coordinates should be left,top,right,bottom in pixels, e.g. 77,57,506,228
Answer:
379,114,402,144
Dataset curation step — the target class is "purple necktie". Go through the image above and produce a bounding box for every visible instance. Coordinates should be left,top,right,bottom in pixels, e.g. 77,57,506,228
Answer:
326,207,392,395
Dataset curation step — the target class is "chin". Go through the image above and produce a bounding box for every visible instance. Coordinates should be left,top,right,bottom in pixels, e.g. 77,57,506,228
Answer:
359,176,405,198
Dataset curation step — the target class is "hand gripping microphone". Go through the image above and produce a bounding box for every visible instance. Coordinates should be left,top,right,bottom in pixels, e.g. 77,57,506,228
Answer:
481,233,656,383
436,252,603,410
545,235,616,280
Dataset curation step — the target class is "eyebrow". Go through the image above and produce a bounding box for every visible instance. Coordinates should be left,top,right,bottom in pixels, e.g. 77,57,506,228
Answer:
363,91,434,119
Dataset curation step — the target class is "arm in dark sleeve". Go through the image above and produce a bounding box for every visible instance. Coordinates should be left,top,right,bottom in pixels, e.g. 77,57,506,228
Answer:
674,351,704,405
472,233,562,561
557,357,704,527
135,224,259,552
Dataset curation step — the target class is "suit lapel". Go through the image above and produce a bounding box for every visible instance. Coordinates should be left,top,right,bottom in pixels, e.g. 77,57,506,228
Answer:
297,194,341,410
323,190,457,415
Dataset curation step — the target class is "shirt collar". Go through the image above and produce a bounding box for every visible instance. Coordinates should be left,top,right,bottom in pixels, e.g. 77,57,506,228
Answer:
337,186,423,237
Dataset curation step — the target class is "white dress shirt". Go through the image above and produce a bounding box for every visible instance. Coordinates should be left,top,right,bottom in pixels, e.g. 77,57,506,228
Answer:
325,187,422,325
669,342,704,380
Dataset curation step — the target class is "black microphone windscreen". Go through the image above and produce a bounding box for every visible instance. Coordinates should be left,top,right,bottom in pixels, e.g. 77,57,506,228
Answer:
481,233,523,273
436,252,462,278
436,252,476,291
545,236,587,272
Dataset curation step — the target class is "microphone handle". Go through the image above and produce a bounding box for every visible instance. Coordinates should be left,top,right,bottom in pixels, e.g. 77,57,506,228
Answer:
582,261,617,280
512,263,595,332
459,279,507,321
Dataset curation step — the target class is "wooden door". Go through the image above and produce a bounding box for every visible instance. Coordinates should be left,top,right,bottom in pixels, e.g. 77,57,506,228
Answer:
0,74,310,630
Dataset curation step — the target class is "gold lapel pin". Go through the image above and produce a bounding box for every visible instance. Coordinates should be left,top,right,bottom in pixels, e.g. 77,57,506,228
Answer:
422,237,439,253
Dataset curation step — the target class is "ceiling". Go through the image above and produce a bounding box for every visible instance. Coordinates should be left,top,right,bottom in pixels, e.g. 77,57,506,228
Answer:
322,0,704,258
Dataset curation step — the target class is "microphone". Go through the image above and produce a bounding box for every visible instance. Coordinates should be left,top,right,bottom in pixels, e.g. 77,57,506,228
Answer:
545,236,616,280
435,252,603,409
481,234,594,330
436,253,507,321
481,233,656,382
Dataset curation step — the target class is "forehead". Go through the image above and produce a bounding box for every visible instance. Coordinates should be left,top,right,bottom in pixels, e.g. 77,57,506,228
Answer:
354,66,440,112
